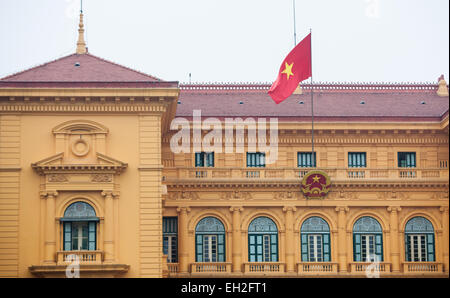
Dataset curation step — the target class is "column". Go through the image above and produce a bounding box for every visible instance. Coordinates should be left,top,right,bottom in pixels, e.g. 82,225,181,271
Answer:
335,206,349,273
43,191,58,264
230,207,243,273
230,207,244,273
388,206,401,273
102,191,115,263
440,206,449,273
177,207,190,274
283,206,296,273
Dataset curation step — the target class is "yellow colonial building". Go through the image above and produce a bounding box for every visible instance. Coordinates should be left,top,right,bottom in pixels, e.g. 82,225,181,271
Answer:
0,13,448,278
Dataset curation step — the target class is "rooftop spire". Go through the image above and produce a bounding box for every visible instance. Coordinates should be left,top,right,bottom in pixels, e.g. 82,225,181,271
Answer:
76,2,87,54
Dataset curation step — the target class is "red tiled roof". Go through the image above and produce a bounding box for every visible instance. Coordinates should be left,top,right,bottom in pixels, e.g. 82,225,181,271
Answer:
177,84,449,121
0,53,178,88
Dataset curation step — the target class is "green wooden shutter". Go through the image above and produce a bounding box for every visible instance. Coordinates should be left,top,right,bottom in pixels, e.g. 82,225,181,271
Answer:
249,235,256,262
256,235,263,262
206,152,214,167
405,235,411,262
196,234,203,262
271,234,278,262
218,234,225,262
427,234,435,262
323,234,330,262
354,234,361,262
195,153,204,167
88,222,96,251
375,234,383,261
301,234,308,262
64,222,72,251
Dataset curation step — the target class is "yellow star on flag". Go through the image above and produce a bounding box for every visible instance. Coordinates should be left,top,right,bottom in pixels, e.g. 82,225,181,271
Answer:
281,62,294,80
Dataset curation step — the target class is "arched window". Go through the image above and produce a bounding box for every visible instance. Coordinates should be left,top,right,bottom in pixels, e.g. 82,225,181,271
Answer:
353,216,383,262
61,202,99,251
195,217,225,262
301,217,331,262
248,216,278,262
405,217,435,262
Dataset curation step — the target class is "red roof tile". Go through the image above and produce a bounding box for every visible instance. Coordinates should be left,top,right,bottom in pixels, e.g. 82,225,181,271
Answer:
177,84,449,121
0,53,178,88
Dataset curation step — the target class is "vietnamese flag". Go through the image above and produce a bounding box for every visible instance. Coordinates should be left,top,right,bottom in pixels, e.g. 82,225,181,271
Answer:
268,33,312,104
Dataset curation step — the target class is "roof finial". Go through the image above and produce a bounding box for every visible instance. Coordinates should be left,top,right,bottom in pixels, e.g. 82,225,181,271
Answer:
76,1,87,54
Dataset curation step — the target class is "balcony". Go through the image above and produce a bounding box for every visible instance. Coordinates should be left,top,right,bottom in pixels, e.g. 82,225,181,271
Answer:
163,167,448,182
297,262,339,275
243,262,285,275
403,262,444,274
190,262,232,274
56,250,103,265
349,262,391,275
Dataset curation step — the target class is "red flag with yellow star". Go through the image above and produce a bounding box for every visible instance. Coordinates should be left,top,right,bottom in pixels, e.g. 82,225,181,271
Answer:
268,33,312,104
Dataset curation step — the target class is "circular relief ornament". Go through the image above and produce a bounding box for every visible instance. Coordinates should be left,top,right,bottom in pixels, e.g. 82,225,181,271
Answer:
71,138,90,157
301,170,331,199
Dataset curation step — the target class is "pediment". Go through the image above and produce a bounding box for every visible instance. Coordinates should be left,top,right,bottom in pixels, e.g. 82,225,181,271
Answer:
32,152,127,175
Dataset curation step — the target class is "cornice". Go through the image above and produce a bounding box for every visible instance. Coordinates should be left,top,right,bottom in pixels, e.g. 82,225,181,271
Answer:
164,179,449,189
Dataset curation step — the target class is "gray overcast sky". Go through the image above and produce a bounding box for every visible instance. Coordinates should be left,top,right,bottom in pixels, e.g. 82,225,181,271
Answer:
0,0,448,83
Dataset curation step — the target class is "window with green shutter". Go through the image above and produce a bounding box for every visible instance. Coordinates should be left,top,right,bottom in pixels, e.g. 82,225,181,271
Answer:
405,216,435,262
353,216,383,262
348,152,366,168
195,217,225,262
195,152,215,167
247,152,266,167
61,202,99,251
398,152,416,167
248,217,278,262
300,217,331,262
163,217,178,263
298,152,317,167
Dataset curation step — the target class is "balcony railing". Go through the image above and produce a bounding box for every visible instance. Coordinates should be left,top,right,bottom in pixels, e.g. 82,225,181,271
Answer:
297,262,339,274
56,250,103,265
243,262,285,274
349,262,391,274
163,167,448,181
190,262,232,273
403,262,443,274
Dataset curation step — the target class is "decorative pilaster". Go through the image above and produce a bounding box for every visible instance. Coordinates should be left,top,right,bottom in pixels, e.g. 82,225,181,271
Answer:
283,206,296,273
387,206,401,273
177,207,191,274
335,206,349,272
102,191,117,263
440,206,449,273
41,191,58,264
230,207,244,273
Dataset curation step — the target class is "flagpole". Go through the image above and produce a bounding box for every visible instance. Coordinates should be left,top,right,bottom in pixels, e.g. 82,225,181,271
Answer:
310,28,315,168
293,0,297,46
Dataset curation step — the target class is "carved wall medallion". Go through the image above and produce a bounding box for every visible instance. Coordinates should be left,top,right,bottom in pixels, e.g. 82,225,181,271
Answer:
71,138,90,157
301,170,331,199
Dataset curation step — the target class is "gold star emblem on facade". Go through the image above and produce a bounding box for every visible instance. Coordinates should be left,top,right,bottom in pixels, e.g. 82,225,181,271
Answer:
281,62,294,80
312,175,320,182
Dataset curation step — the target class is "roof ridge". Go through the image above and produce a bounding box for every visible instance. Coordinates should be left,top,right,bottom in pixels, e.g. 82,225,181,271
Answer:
179,82,441,92
0,53,77,81
84,53,162,82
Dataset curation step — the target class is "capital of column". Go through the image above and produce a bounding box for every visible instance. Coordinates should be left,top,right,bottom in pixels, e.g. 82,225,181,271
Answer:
229,206,244,213
387,206,402,213
440,206,449,214
101,191,119,199
335,206,349,213
40,191,58,199
283,206,297,213
176,207,191,214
